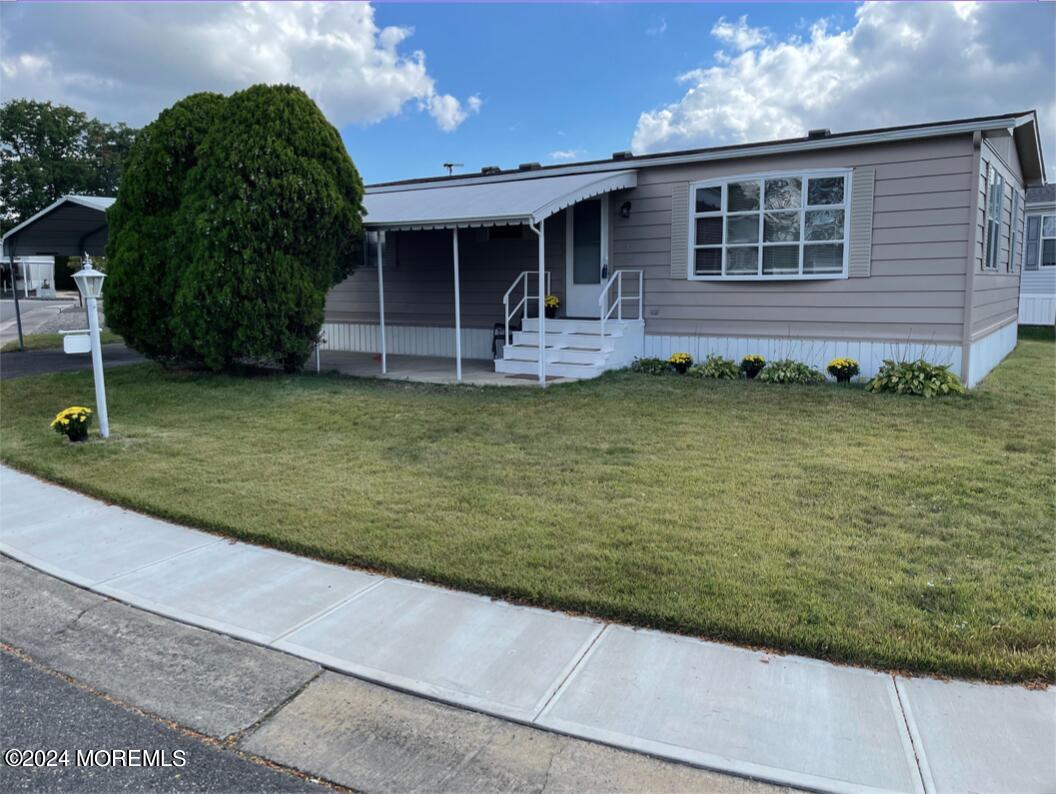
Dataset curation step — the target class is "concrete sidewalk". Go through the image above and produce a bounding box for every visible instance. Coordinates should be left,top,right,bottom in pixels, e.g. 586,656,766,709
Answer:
1,465,1052,794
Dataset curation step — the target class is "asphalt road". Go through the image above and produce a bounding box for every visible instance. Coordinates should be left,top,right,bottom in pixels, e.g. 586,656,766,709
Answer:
0,650,324,793
0,344,144,380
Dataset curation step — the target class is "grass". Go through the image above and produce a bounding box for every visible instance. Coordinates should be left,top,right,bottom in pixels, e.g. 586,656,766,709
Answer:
1,331,123,353
2,329,1053,683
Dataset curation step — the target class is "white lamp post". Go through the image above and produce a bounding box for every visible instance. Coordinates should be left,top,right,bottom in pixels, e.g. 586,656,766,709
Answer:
72,253,109,439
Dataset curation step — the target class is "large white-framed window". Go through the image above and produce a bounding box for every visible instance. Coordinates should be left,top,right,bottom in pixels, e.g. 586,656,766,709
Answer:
982,168,1004,271
1025,213,1056,270
688,169,851,280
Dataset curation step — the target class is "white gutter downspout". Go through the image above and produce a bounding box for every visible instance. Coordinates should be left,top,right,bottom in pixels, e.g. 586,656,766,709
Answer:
529,219,546,387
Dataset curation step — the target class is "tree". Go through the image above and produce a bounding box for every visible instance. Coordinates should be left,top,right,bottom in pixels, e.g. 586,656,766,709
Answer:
0,99,137,232
104,93,227,361
106,85,364,372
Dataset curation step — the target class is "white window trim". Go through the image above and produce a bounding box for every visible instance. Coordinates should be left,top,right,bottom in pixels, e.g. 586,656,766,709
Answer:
1031,212,1056,269
687,168,852,282
982,167,1004,272
1008,190,1020,273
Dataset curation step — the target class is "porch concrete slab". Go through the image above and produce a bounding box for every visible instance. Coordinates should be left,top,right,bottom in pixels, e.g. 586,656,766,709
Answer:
321,351,570,387
0,503,220,588
537,626,924,794
98,541,380,644
242,670,789,794
276,579,603,723
896,676,1056,794
1,556,321,739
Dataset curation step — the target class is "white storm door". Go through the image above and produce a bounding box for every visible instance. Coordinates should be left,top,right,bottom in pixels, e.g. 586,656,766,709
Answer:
564,196,609,317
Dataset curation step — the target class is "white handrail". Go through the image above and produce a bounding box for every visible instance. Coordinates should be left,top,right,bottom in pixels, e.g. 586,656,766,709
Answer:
502,270,551,348
598,270,644,340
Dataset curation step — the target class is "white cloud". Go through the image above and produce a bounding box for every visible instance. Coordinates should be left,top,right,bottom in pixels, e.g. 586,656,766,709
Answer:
0,1,479,132
548,149,582,161
647,17,668,37
710,16,769,51
632,1,1056,172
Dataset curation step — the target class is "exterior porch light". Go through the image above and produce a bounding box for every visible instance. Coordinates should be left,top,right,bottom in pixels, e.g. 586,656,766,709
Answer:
72,254,110,438
620,201,632,219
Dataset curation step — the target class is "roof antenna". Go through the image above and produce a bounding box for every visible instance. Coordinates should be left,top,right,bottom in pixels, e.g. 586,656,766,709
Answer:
442,162,463,175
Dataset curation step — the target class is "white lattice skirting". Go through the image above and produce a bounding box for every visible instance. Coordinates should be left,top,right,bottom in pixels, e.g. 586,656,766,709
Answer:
321,322,494,360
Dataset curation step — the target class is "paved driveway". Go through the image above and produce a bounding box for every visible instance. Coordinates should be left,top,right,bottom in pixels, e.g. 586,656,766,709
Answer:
0,343,144,380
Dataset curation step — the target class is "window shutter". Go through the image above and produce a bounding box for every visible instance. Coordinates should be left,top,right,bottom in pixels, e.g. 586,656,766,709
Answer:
670,182,689,280
848,167,875,278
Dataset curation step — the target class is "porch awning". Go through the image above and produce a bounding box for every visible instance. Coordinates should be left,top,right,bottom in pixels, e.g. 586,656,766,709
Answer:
2,195,116,257
363,170,637,231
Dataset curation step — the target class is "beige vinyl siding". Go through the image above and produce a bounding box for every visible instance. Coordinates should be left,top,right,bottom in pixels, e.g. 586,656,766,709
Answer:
971,138,1023,339
325,214,566,329
611,136,975,344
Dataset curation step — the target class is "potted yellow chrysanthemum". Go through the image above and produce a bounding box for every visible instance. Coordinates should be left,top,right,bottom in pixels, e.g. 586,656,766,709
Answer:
669,352,693,374
51,406,93,442
544,294,560,319
827,357,860,383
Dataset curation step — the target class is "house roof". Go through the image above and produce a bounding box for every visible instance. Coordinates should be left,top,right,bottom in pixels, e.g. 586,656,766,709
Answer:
2,195,116,257
368,110,1047,192
363,169,637,230
1026,184,1056,206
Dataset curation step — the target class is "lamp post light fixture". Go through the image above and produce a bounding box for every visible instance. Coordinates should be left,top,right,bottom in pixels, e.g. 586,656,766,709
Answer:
72,253,109,439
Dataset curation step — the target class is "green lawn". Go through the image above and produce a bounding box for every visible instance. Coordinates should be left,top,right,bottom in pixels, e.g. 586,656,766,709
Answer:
1,331,123,353
2,329,1053,682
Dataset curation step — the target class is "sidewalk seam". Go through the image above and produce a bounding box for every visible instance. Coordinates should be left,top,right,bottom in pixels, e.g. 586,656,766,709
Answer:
91,536,228,586
267,577,387,645
891,676,933,794
530,624,609,723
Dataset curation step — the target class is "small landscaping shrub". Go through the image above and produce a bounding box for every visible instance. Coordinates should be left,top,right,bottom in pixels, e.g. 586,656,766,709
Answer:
631,357,670,376
827,357,860,383
51,406,92,442
669,352,693,374
740,354,765,379
758,359,826,385
688,354,739,380
867,359,966,397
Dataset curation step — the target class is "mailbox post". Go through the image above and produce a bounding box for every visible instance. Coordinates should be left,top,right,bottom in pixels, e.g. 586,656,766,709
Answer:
72,255,109,439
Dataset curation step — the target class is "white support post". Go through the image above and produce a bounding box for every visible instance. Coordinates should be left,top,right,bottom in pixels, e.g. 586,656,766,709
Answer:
452,227,462,383
86,295,110,438
376,231,387,374
537,219,546,387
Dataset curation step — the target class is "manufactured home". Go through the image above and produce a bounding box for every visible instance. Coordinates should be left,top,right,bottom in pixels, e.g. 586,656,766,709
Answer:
1021,183,1056,325
326,111,1046,386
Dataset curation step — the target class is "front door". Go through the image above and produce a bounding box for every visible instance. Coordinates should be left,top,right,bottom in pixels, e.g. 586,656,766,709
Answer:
564,196,609,318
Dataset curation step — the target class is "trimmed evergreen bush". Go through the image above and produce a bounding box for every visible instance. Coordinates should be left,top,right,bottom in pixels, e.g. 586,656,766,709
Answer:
106,85,364,371
758,359,826,384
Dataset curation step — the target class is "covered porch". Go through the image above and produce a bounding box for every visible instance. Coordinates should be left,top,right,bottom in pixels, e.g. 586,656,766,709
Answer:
318,350,571,386
354,169,638,385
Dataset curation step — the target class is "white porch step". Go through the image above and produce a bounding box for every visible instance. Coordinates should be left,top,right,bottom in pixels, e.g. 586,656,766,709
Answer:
503,344,608,366
522,317,641,336
494,357,605,379
510,330,614,350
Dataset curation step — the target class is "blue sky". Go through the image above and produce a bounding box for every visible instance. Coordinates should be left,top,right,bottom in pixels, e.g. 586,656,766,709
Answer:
349,3,849,181
2,2,1053,184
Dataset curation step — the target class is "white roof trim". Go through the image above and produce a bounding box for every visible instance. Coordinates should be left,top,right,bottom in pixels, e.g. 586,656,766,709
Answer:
369,115,1031,195
363,170,636,230
2,194,115,245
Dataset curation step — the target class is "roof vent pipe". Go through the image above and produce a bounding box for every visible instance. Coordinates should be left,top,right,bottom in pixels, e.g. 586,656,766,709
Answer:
612,151,633,160
518,162,542,171
807,128,831,139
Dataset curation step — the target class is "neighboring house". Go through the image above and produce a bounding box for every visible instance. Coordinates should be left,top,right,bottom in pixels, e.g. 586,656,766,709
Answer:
329,111,1046,387
1021,183,1056,325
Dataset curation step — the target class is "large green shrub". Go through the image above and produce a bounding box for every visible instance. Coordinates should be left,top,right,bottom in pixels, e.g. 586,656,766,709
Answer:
106,85,364,371
105,92,226,361
758,359,826,384
867,359,966,397
688,354,739,379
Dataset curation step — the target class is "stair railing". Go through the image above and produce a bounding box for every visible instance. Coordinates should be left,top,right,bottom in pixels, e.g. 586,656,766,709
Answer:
502,270,551,347
598,270,644,340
